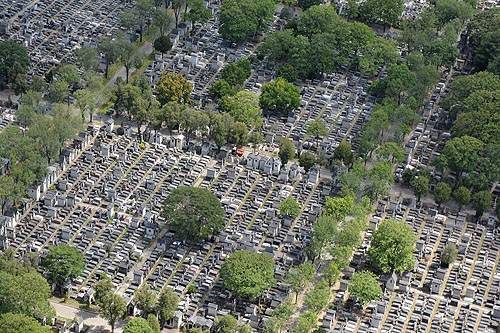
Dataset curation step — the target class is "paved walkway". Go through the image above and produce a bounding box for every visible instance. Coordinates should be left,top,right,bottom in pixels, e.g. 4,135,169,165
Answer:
106,41,153,88
50,301,127,332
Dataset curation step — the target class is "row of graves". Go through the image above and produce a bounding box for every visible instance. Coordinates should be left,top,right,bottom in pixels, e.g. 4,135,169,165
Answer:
0,0,132,78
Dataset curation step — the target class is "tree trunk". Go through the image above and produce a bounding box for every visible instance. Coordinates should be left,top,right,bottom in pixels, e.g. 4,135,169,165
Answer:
105,62,109,78
125,67,130,83
295,292,299,303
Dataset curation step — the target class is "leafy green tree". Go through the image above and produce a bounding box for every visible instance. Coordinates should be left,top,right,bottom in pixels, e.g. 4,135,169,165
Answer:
333,142,353,167
76,47,99,71
423,38,459,69
0,271,54,320
47,80,70,104
220,250,276,298
277,65,299,83
32,76,47,93
153,35,173,56
260,78,301,114
324,262,341,287
335,219,364,249
297,5,340,39
74,89,97,122
434,182,451,208
297,0,322,9
441,135,484,177
0,313,50,333
369,219,416,273
214,315,241,333
184,0,211,23
124,317,153,333
306,118,328,149
293,311,317,333
412,176,429,203
43,244,84,285
117,38,143,83
453,186,471,212
229,121,248,146
152,6,173,35
258,29,298,65
304,280,330,313
348,271,382,305
471,190,492,218
98,37,120,78
249,132,263,152
161,186,224,241
99,293,127,333
376,142,404,163
94,276,113,307
299,152,316,172
306,214,338,261
226,91,263,128
323,196,354,221
436,0,474,29
209,79,234,99
219,0,275,42
0,40,30,86
440,243,458,268
156,72,192,105
134,285,158,315
279,137,296,166
368,64,416,104
264,301,294,333
364,161,394,202
221,59,252,87
286,262,315,303
147,314,160,333
209,113,234,147
279,197,301,218
156,288,179,327
13,73,27,96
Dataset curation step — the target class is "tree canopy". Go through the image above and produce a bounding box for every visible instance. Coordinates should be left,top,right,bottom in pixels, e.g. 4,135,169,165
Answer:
156,72,192,105
0,41,30,87
260,78,301,114
124,318,153,333
43,244,84,285
0,313,50,333
369,219,416,273
220,250,276,298
348,271,382,305
161,186,224,241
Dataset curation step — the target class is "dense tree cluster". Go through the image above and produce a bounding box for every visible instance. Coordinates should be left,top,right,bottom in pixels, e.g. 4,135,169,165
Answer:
258,5,399,78
347,0,404,28
467,9,500,75
0,41,30,88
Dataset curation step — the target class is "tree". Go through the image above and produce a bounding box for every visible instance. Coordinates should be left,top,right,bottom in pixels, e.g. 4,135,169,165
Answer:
324,196,354,221
304,280,330,313
286,262,315,303
441,136,484,177
279,137,296,165
209,79,234,99
94,276,114,307
219,0,275,42
156,288,178,327
161,186,224,241
156,72,192,105
117,38,142,83
183,108,210,142
334,142,353,166
306,118,328,149
440,243,458,268
324,262,341,287
293,312,317,333
209,113,234,147
297,5,340,39
134,285,158,315
453,186,471,212
214,315,239,333
47,80,70,104
43,245,84,285
369,219,416,273
220,250,276,299
153,36,173,56
348,271,382,305
98,37,120,78
221,59,252,87
147,314,160,333
153,6,173,36
76,47,99,71
226,91,263,128
0,41,30,86
123,318,153,333
376,142,404,163
0,271,54,320
297,0,322,10
423,38,459,69
248,132,263,153
434,182,451,208
0,313,50,333
171,0,186,28
412,176,429,203
299,152,316,172
436,0,473,29
471,190,492,218
184,0,211,24
260,78,301,114
229,121,248,146
330,246,353,270
32,76,47,93
368,64,416,104
279,197,300,219
74,89,97,122
264,301,294,333
13,73,27,96
99,293,127,333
